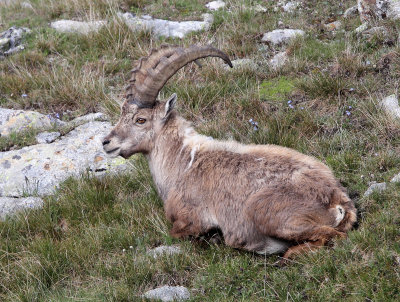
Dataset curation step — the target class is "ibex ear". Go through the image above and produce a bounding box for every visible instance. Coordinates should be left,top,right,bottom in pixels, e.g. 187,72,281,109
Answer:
163,93,177,119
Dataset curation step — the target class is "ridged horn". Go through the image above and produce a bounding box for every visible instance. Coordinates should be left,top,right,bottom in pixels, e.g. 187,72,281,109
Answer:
125,44,233,108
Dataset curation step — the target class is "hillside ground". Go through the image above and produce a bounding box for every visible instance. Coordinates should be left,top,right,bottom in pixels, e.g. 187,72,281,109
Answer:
1,0,399,301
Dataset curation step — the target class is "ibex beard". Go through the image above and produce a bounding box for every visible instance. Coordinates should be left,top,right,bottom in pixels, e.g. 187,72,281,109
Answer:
103,45,357,260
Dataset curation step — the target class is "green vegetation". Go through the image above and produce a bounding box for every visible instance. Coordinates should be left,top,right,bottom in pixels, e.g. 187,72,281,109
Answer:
1,0,400,301
259,77,295,101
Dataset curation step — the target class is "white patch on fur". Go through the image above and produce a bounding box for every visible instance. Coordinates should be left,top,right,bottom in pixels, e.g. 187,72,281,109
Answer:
187,144,199,169
334,205,345,227
256,237,290,255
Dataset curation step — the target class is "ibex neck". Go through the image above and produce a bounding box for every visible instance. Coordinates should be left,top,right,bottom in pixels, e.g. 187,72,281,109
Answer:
146,116,194,201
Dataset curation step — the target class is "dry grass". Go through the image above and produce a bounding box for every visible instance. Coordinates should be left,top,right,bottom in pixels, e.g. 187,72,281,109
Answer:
1,0,400,301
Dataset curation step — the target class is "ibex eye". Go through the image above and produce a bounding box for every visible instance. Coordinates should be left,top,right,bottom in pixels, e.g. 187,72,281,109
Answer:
136,118,146,124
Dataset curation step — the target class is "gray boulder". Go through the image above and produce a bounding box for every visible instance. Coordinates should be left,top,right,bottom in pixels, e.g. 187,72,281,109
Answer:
144,286,190,302
261,29,305,46
118,12,213,39
0,197,43,220
0,121,131,197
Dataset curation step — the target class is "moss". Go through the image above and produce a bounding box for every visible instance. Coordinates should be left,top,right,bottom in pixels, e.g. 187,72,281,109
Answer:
259,77,295,102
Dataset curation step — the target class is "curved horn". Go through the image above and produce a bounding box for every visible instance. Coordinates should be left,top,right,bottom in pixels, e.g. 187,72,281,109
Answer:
126,44,233,108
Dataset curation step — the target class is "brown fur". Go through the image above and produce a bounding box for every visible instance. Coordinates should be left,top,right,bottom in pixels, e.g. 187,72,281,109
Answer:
103,100,357,258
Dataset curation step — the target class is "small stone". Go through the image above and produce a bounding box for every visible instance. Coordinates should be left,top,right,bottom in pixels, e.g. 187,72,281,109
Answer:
50,20,106,35
144,286,190,302
343,5,359,18
269,51,288,69
390,172,400,183
147,245,182,258
0,197,43,220
224,58,258,70
364,182,387,197
69,112,109,126
261,29,305,46
21,1,33,9
36,131,61,144
205,0,225,11
355,23,368,34
0,26,30,57
0,108,65,137
380,95,400,120
324,20,342,31
254,4,267,13
281,1,300,13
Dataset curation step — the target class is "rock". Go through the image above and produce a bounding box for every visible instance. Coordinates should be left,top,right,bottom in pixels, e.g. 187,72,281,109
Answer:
358,0,400,21
224,58,258,70
343,5,359,18
0,27,30,57
118,12,213,39
391,172,400,183
69,112,109,126
254,4,268,13
324,20,342,31
36,131,61,144
380,94,400,120
261,29,305,45
144,286,190,302
0,121,131,197
147,245,182,258
281,1,300,13
0,196,43,220
0,108,65,137
206,0,225,10
364,182,387,197
355,22,369,33
50,20,106,35
21,1,33,9
269,51,288,69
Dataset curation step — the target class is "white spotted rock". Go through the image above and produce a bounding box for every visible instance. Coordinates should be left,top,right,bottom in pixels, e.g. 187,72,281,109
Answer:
144,286,190,302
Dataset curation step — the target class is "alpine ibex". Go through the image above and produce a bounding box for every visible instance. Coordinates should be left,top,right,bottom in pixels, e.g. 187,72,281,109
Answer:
103,45,356,259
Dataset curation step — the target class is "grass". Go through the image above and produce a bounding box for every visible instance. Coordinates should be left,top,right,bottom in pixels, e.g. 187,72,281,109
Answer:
1,0,400,301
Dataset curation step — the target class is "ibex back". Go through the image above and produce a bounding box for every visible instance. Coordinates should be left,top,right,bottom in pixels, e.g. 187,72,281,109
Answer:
103,45,357,259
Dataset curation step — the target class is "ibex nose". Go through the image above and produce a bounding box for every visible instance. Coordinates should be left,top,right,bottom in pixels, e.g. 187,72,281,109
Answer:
102,139,110,146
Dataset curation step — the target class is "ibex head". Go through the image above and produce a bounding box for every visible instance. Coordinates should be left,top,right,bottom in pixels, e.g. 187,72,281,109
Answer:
102,45,232,158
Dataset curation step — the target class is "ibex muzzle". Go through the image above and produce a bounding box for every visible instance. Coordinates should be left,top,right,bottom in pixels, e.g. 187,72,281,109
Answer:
103,45,356,260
